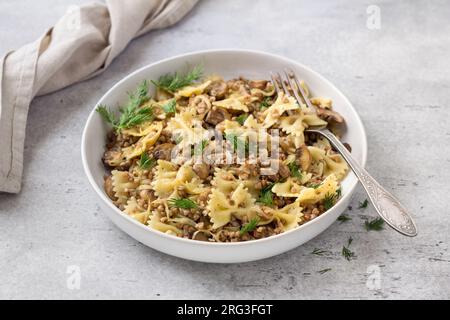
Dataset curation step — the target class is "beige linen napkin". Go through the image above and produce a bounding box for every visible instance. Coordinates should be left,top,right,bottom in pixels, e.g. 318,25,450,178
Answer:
0,0,198,193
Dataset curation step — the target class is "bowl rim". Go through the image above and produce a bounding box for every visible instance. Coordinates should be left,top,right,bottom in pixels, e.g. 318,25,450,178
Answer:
81,48,368,247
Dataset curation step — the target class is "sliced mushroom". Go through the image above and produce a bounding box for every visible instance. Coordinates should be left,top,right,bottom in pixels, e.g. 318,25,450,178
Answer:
189,94,211,116
316,107,344,123
204,107,231,126
278,161,291,179
103,148,127,167
152,143,175,161
296,144,312,171
249,80,268,90
104,175,116,201
193,163,210,180
343,142,352,152
192,230,211,242
207,80,227,99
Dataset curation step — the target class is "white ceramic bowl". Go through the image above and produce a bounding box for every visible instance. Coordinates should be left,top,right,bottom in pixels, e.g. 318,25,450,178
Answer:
81,49,367,263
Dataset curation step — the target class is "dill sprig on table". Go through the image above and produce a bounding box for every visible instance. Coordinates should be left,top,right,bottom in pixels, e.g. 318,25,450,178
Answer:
342,236,355,261
168,198,198,209
311,248,329,256
318,268,332,275
358,199,369,209
365,217,384,231
96,80,153,131
152,65,203,92
240,217,259,235
337,214,352,223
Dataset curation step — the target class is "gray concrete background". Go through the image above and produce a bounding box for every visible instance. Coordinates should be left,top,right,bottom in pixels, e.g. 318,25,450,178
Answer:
1,0,449,299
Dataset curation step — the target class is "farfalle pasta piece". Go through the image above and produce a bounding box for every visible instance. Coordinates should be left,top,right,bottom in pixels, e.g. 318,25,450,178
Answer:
121,121,163,160
297,174,339,204
167,109,209,146
272,178,304,197
148,213,182,235
262,93,299,128
111,170,139,205
151,160,205,198
212,167,259,197
212,93,257,112
308,146,348,180
176,80,212,97
207,183,258,229
124,197,150,224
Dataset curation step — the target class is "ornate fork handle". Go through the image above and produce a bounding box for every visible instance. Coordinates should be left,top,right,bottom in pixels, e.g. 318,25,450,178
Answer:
310,128,418,237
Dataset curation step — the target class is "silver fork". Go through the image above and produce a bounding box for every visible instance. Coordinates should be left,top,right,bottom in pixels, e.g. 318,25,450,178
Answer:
271,70,417,237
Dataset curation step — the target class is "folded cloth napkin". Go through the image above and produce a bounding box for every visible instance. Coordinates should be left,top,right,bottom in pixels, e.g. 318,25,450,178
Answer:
0,0,198,193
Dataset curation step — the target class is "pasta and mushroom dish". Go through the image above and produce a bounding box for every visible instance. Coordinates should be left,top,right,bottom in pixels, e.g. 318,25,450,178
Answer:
97,66,349,242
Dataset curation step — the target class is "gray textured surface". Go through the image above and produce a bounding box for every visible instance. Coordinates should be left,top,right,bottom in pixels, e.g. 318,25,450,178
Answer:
1,0,449,300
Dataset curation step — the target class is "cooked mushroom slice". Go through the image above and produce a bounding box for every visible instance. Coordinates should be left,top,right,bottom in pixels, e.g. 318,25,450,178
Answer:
189,94,211,116
204,107,231,126
152,143,175,161
278,161,291,179
296,144,312,171
103,148,126,167
249,80,268,90
192,230,211,241
343,142,352,152
316,107,344,123
207,80,227,99
193,163,210,180
104,175,116,201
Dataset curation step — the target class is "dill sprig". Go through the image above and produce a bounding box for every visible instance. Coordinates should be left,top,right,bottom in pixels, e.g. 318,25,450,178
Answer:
311,248,329,256
323,188,342,210
260,96,271,109
240,217,259,235
365,217,384,231
236,114,248,126
96,80,153,131
225,133,248,153
342,236,355,261
288,162,302,179
257,183,274,206
337,214,352,223
358,199,369,209
139,152,156,170
192,140,209,156
318,268,332,275
168,198,198,209
152,65,203,92
161,99,177,114
307,182,321,189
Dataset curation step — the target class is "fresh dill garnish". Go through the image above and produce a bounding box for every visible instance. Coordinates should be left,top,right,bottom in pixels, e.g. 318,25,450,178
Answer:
288,162,302,179
260,97,271,109
139,152,156,169
225,133,248,153
342,236,355,261
192,139,209,156
318,268,332,274
240,217,259,235
96,80,153,131
161,99,177,114
337,214,352,223
308,182,321,189
152,65,203,92
168,198,198,209
311,248,329,256
257,183,274,206
236,114,248,126
364,217,384,231
323,192,338,210
358,199,369,209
